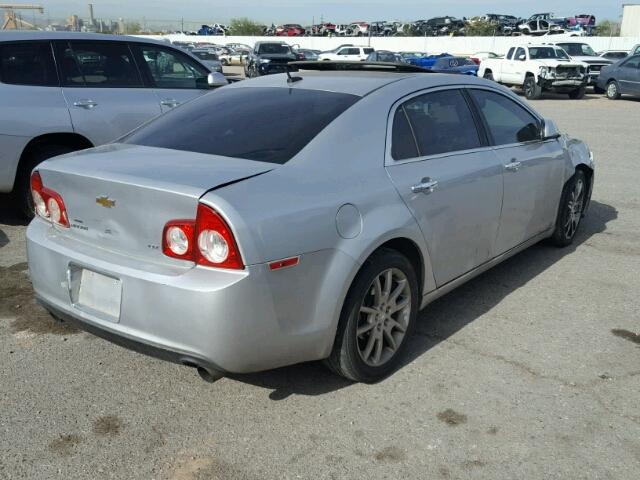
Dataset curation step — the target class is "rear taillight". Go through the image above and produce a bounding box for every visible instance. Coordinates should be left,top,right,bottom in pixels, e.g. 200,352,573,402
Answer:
30,171,70,228
162,203,244,270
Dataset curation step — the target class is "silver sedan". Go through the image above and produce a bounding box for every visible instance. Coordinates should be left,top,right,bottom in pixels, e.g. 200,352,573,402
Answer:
26,65,594,383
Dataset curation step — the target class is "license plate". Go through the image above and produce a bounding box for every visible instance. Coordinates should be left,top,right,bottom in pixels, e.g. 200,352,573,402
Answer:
69,267,122,321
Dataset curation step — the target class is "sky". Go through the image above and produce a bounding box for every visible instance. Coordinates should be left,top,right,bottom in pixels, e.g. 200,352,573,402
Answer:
36,1,624,24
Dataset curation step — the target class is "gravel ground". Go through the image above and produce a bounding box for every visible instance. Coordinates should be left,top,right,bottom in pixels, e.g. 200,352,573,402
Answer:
1,92,639,480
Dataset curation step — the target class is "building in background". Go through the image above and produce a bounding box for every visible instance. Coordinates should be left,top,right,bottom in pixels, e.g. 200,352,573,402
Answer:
621,3,640,36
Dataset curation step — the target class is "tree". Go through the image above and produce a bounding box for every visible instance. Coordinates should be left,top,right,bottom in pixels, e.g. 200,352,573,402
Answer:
465,19,498,36
228,17,265,36
594,20,620,37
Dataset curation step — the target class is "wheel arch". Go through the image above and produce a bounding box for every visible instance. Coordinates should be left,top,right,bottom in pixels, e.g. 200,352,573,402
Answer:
13,132,94,192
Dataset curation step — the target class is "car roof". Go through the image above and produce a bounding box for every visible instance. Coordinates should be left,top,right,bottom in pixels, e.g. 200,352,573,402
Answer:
227,70,489,97
0,31,168,46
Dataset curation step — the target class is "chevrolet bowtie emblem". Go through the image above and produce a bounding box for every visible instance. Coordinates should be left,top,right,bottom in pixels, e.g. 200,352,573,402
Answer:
96,196,116,208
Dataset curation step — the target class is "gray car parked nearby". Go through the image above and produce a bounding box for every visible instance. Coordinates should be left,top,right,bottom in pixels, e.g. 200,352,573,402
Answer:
26,64,594,383
597,54,640,100
0,31,226,216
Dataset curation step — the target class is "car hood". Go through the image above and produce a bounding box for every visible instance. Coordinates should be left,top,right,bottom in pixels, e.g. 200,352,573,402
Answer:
530,59,586,68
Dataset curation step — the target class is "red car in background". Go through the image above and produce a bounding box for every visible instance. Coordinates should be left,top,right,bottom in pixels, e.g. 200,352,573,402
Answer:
276,24,306,36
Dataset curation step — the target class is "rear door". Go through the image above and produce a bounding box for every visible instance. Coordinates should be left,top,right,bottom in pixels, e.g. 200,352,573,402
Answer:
131,43,211,112
54,40,161,146
468,88,565,254
385,88,504,287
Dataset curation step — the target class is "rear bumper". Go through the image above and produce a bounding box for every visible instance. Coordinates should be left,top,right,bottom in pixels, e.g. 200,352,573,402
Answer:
27,219,355,373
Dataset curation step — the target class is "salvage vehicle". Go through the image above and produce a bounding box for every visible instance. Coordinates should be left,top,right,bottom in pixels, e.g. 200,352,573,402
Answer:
598,50,628,61
429,56,479,75
218,48,250,66
293,48,320,61
404,53,452,69
244,42,297,77
346,22,370,36
551,42,613,93
597,55,640,100
0,31,226,216
318,45,374,61
469,51,501,65
190,49,224,73
479,45,588,99
26,61,594,383
276,24,306,37
366,50,404,63
517,19,563,36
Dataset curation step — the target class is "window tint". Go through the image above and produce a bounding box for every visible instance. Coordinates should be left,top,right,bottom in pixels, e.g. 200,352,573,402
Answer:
257,44,291,55
134,45,209,89
515,47,526,60
391,107,419,160
506,47,515,60
124,87,359,164
193,51,218,61
622,56,640,69
363,48,374,54
470,90,541,145
399,90,481,157
57,41,142,87
0,42,57,86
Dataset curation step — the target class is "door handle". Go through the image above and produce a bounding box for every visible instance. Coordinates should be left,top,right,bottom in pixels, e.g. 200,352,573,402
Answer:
504,159,522,172
73,99,98,109
160,99,180,108
411,177,438,194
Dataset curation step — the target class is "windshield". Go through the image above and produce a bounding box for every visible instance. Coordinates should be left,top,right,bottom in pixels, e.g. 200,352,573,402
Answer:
258,44,292,55
529,47,570,60
124,87,359,165
193,52,218,61
557,43,597,56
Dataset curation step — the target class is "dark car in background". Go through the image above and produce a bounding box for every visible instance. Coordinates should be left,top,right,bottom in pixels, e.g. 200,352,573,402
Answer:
294,48,320,61
366,50,404,63
429,56,479,75
244,41,297,77
597,55,640,100
404,53,452,69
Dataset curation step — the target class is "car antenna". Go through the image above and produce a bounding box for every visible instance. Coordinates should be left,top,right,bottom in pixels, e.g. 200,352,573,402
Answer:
285,65,303,84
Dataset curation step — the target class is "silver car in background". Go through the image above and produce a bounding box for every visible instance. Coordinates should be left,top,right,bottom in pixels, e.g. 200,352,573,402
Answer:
0,32,225,216
27,64,594,383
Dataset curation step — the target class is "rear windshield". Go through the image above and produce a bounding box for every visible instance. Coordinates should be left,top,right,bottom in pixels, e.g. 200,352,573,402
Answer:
124,87,359,164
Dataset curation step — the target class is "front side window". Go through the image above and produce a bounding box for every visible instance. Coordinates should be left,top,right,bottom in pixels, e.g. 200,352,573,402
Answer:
56,41,142,87
393,89,481,159
470,90,541,145
134,45,209,89
0,42,57,86
124,87,359,164
515,48,526,61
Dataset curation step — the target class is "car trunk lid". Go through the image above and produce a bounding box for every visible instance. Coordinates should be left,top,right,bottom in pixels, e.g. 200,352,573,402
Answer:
37,144,274,264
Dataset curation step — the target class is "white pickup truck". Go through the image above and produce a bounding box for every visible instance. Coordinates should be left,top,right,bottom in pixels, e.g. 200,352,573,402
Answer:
478,44,589,100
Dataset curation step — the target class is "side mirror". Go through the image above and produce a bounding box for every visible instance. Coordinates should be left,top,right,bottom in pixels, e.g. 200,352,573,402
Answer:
207,72,228,88
517,53,526,61
543,118,561,139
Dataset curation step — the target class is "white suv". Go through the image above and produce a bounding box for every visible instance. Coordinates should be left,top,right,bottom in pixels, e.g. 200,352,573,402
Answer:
318,46,374,62
0,31,225,216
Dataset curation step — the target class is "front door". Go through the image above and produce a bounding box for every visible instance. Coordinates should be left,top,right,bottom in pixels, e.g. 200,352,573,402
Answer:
468,88,565,254
130,44,210,113
617,56,640,95
385,88,504,287
54,40,161,145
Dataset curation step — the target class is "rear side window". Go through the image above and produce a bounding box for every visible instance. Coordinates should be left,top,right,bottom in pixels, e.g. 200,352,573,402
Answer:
395,89,481,158
391,107,419,160
470,89,541,145
56,41,142,87
124,87,359,164
0,42,57,86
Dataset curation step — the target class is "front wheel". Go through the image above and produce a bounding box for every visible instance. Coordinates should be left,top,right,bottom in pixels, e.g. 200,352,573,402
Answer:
568,86,586,99
325,249,419,383
550,170,587,247
606,80,621,100
523,76,542,100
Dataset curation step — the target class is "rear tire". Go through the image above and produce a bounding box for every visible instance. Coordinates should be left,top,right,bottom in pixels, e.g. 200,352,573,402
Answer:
325,249,419,383
550,170,587,247
13,144,76,219
606,80,621,100
523,75,542,100
568,87,586,99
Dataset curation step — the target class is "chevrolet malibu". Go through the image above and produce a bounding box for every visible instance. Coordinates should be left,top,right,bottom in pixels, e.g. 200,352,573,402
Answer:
27,65,594,383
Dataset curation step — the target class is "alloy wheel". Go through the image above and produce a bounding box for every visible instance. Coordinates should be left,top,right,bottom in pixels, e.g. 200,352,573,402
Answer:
607,82,617,98
565,178,584,239
356,268,412,367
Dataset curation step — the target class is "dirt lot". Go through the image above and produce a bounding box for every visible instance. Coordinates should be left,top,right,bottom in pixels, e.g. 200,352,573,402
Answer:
1,93,639,480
